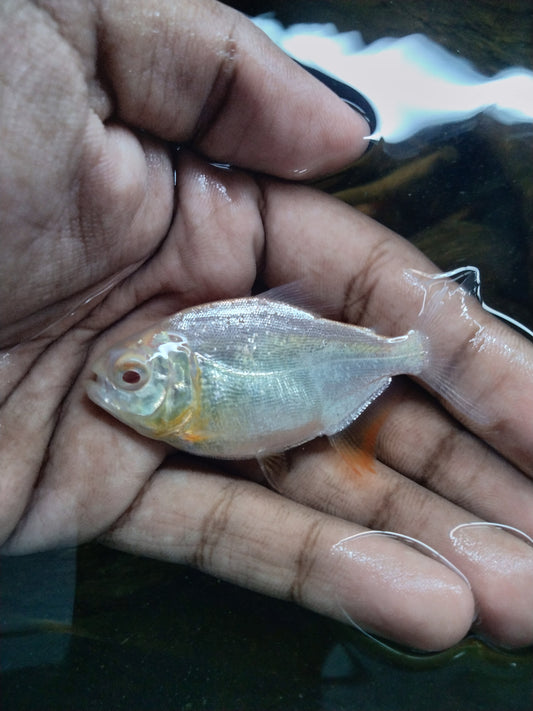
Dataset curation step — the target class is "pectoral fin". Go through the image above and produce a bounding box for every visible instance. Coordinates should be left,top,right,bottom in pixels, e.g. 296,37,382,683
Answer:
257,452,291,492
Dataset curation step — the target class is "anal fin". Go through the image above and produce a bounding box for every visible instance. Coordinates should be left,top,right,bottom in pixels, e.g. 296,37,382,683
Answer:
329,399,389,477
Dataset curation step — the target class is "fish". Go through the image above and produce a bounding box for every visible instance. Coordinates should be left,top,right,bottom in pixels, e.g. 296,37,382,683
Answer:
86,269,479,469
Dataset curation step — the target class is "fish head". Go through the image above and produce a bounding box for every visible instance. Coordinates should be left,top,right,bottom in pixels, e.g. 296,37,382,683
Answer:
86,327,197,441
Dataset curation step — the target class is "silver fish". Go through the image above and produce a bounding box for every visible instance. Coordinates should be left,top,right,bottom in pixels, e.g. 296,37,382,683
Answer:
85,274,461,462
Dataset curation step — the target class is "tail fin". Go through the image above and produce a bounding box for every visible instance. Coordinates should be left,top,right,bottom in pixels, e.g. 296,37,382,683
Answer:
403,267,491,426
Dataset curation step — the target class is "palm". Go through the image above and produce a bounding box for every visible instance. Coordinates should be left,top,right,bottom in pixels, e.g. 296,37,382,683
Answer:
1,0,532,653
0,144,266,550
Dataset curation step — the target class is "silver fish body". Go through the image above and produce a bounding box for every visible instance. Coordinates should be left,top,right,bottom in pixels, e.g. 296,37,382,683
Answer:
87,295,430,459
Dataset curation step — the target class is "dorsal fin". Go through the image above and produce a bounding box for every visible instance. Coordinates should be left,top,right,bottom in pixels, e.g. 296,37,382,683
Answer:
257,281,336,317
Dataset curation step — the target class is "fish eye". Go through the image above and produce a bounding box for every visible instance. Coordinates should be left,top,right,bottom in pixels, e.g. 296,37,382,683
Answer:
113,358,150,391
122,369,142,385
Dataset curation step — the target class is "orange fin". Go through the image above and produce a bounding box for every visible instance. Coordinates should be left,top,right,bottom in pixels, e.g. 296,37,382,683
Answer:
329,402,389,477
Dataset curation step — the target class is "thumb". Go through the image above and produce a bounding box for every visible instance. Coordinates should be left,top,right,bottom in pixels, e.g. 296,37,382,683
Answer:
96,0,369,177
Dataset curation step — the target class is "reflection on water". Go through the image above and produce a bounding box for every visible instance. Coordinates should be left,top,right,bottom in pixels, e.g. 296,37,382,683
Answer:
2,0,533,709
253,16,533,143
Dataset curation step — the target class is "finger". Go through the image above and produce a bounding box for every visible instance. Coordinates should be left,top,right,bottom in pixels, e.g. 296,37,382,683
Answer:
375,380,533,534
95,0,369,176
263,432,533,648
119,149,265,309
102,458,475,652
259,181,533,474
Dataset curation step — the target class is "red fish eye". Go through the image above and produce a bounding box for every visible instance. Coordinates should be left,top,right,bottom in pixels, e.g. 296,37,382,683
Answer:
122,369,141,385
113,359,149,390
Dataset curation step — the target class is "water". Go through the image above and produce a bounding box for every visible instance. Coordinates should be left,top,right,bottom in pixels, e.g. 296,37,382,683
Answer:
2,546,532,710
2,1,532,708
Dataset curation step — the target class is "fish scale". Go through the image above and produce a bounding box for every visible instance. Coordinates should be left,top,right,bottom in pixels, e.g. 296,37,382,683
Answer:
87,288,430,461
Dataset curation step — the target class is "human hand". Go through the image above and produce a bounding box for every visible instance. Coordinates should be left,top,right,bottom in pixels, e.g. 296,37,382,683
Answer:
1,0,532,652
